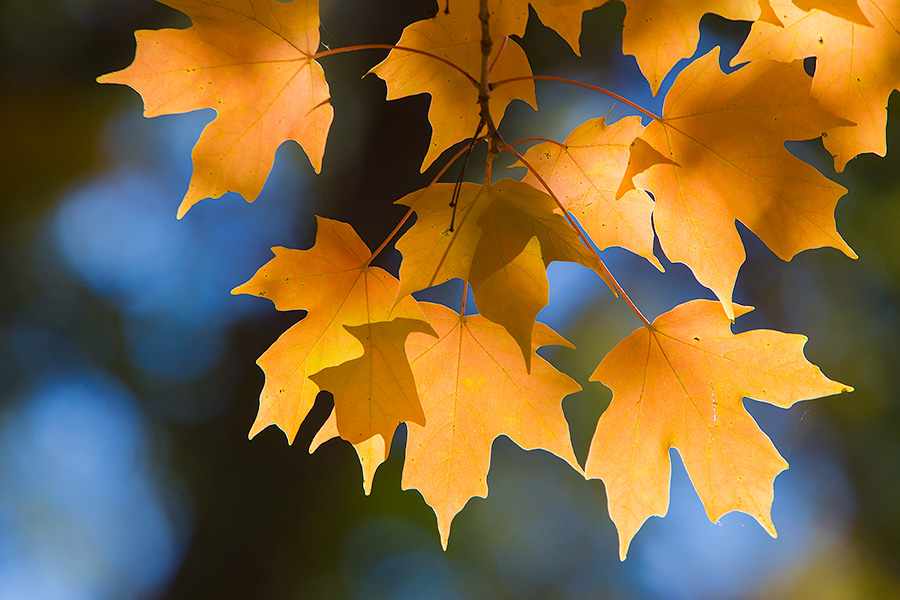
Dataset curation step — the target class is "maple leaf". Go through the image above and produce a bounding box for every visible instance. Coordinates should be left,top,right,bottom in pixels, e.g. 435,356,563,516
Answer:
517,115,662,270
369,1,536,171
310,318,435,444
98,0,333,218
309,410,388,496
621,48,856,319
619,0,759,95
584,299,852,560
735,0,899,171
231,216,431,444
404,302,582,549
394,179,608,368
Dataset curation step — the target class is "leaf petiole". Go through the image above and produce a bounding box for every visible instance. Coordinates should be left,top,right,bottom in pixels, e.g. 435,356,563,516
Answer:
312,44,479,87
491,75,662,122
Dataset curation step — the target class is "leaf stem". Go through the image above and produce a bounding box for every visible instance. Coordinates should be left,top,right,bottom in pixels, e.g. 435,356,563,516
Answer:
492,75,662,122
461,281,469,316
312,44,479,88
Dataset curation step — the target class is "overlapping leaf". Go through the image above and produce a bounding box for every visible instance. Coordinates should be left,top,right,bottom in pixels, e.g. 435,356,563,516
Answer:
232,216,431,444
621,49,856,319
311,318,435,443
404,302,581,548
619,0,759,95
585,300,851,559
517,115,661,270
395,179,608,367
735,0,900,171
98,0,333,218
369,1,536,171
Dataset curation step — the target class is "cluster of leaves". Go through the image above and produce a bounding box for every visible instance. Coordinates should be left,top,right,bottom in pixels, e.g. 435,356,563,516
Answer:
98,0,898,558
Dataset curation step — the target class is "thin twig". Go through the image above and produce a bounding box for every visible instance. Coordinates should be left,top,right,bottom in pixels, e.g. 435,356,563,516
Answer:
461,280,469,316
313,44,479,88
492,74,662,122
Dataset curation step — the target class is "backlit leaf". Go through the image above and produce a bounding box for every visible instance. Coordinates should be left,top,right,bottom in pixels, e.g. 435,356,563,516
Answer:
98,0,333,217
232,217,430,444
518,115,662,270
369,1,536,170
621,49,856,319
735,0,899,171
404,302,581,548
585,299,852,559
394,179,609,367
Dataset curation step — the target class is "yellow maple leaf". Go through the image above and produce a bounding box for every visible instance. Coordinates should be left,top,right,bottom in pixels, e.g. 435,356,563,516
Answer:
98,0,333,217
517,115,662,270
620,0,759,95
369,0,536,171
310,318,435,444
394,179,608,368
735,0,899,171
621,49,856,319
404,302,582,549
231,216,430,444
585,299,852,560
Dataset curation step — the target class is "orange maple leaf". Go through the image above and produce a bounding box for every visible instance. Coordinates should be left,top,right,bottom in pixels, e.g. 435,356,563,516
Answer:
404,302,582,548
735,0,899,171
585,299,852,560
517,115,662,270
621,49,856,319
310,318,435,444
98,0,333,218
231,216,431,444
394,179,608,368
369,1,536,171
619,0,759,95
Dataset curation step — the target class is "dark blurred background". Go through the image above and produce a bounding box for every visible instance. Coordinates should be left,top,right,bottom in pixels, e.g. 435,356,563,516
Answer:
2,1,899,598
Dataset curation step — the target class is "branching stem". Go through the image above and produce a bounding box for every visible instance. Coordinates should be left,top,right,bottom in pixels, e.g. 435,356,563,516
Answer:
473,1,651,327
368,3,653,328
